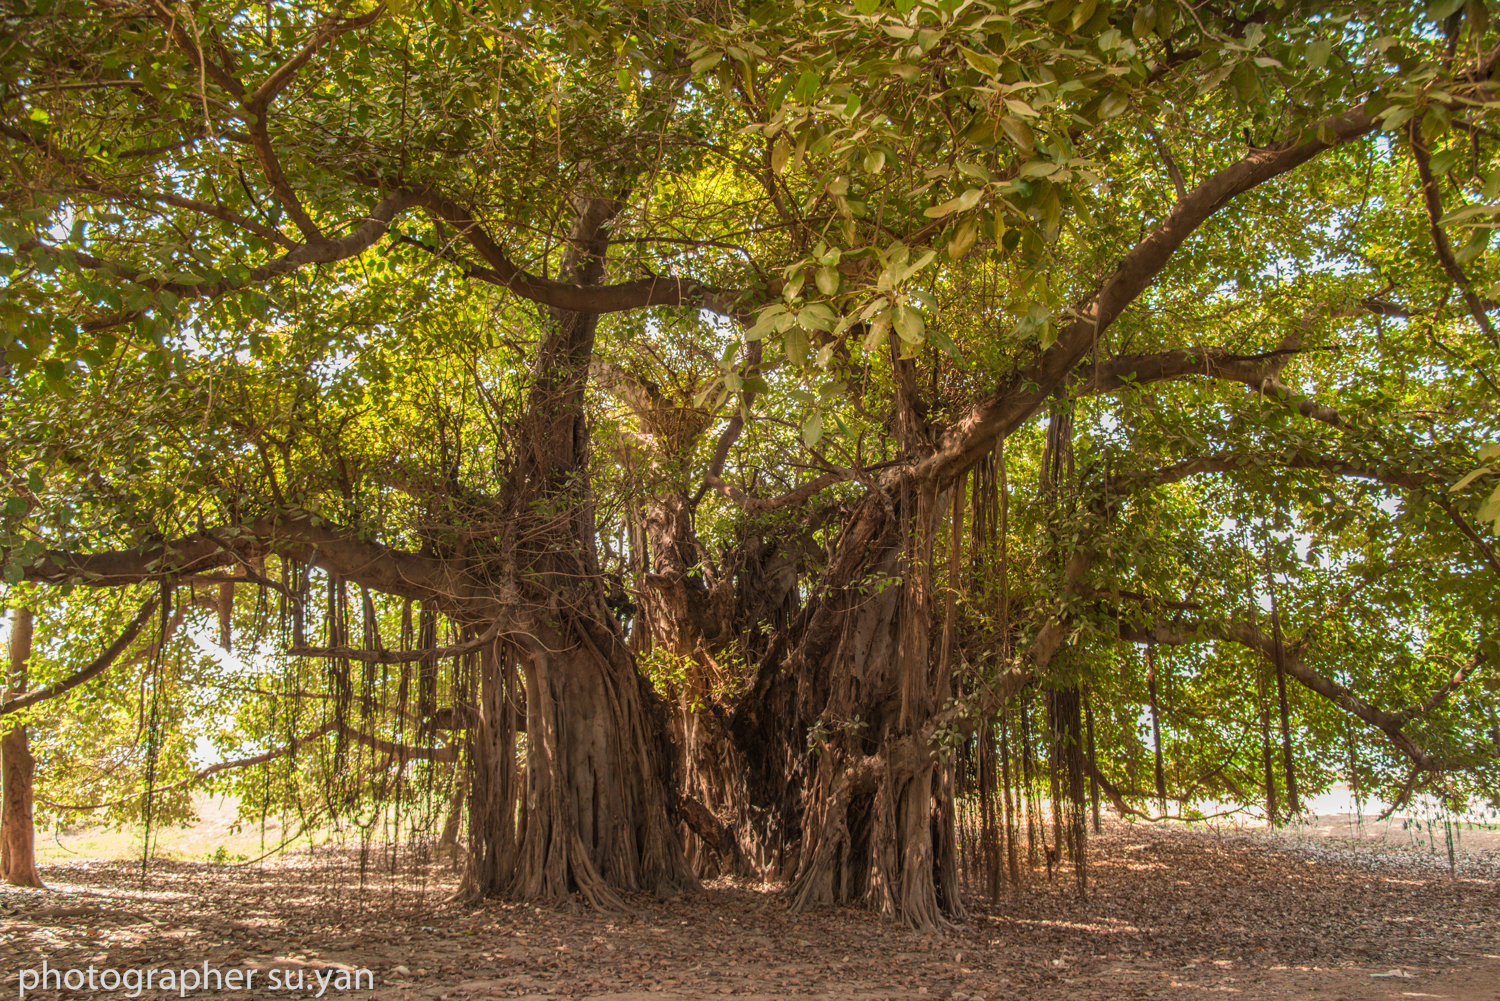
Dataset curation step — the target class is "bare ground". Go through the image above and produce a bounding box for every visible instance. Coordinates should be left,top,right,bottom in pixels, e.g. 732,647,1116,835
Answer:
2,821,1497,1001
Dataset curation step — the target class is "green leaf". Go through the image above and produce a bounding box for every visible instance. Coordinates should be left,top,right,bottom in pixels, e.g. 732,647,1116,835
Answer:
1438,204,1499,225
792,69,821,104
785,326,810,365
745,304,786,341
924,188,984,218
1451,466,1492,491
887,248,938,285
798,302,837,331
802,411,823,448
1428,148,1461,176
893,303,925,343
1479,483,1500,530
816,266,840,295
947,218,979,260
1306,39,1332,69
1038,320,1056,350
1132,4,1154,38
771,138,792,174
928,326,963,363
999,116,1034,152
1455,230,1489,264
960,46,999,78
1231,61,1260,104
864,309,892,352
1428,0,1466,19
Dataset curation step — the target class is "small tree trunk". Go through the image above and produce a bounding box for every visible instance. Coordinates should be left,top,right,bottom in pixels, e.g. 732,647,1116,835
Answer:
463,640,519,895
1268,579,1300,816
1260,674,1279,826
979,725,1000,902
1048,693,1061,861
1053,686,1087,900
2,608,44,888
1084,689,1101,834
999,708,1019,887
1146,644,1166,817
437,764,465,867
1020,699,1037,864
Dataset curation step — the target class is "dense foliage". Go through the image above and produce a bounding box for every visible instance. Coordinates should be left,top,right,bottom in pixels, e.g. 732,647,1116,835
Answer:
0,0,1496,922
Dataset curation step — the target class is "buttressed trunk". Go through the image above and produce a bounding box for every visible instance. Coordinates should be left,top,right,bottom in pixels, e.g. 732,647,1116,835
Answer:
640,491,741,877
640,491,794,878
593,360,798,878
1,607,43,888
462,191,693,906
778,480,962,930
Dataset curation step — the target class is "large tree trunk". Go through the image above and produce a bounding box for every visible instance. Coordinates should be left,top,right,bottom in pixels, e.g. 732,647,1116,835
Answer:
638,491,786,878
773,483,963,929
2,607,43,888
505,610,691,904
461,190,692,905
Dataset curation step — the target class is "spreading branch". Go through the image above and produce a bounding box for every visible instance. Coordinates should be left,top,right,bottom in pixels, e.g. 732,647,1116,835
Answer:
15,513,461,604
922,103,1378,484
1409,126,1500,349
39,720,457,812
0,596,160,716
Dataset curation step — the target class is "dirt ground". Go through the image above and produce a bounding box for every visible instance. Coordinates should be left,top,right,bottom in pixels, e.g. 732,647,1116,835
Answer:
2,821,1497,1001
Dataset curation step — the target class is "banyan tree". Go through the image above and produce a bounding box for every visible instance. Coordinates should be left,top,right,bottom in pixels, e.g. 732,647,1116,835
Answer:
2,0,1497,925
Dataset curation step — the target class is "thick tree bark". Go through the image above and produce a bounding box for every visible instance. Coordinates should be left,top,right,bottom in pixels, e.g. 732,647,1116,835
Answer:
772,486,962,929
2,608,43,888
637,490,800,878
461,190,693,905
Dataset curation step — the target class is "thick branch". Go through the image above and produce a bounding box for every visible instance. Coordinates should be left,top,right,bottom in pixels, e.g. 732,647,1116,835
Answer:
412,189,729,314
923,104,1378,483
1073,344,1344,427
16,513,460,603
703,472,847,513
1410,127,1500,349
0,597,160,716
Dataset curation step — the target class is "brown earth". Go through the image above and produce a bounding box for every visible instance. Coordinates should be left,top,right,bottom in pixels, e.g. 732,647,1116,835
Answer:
1,821,1496,1001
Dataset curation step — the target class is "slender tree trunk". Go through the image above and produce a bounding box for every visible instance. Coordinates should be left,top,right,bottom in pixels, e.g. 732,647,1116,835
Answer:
1084,689,1101,834
1260,675,1279,826
1054,686,1087,900
464,640,518,894
438,763,465,867
2,608,43,888
999,708,1019,886
1268,579,1300,816
1146,644,1166,817
1048,694,1062,869
1020,698,1037,864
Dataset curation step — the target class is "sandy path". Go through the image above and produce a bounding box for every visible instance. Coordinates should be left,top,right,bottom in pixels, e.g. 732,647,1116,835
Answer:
2,823,1495,1001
